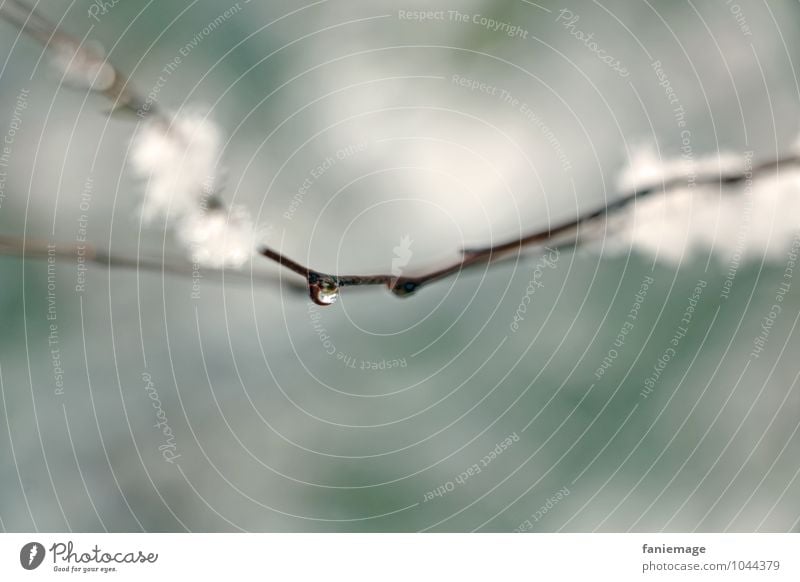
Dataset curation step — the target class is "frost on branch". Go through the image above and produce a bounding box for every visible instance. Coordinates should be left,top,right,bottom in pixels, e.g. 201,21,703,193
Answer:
130,109,260,268
131,109,223,220
177,205,258,269
605,146,800,263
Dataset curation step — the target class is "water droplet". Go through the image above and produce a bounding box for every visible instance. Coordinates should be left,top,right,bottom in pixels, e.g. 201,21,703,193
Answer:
308,276,339,306
389,278,420,298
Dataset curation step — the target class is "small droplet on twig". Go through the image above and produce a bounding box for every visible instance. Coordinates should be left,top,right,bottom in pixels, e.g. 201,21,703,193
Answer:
308,274,339,306
388,277,420,298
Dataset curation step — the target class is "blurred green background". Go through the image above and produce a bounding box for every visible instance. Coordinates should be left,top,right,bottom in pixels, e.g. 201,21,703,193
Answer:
0,0,799,532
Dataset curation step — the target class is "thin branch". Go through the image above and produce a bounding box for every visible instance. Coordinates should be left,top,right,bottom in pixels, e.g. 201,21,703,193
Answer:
0,234,306,291
0,0,155,117
260,153,800,305
5,0,800,306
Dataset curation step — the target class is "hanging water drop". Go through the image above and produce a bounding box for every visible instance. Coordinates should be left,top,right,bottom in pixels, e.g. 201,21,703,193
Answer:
389,277,420,298
308,275,339,306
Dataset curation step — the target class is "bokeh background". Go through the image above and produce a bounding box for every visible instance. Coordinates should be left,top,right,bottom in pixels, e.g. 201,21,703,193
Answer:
1,0,799,532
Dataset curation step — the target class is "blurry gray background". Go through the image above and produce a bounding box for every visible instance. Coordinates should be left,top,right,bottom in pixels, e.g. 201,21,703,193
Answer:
0,0,799,532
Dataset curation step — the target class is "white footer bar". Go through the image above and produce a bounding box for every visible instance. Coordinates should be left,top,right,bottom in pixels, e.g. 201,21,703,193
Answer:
1,533,797,581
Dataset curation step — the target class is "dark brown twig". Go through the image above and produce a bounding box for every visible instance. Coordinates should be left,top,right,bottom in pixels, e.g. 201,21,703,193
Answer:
5,0,800,306
0,234,306,291
0,0,154,117
261,153,800,305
